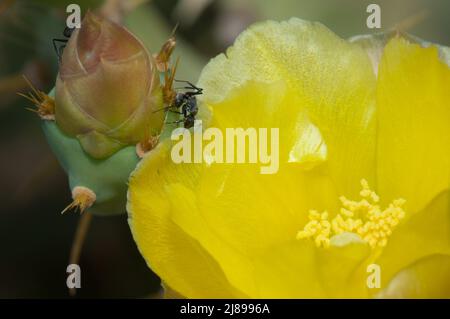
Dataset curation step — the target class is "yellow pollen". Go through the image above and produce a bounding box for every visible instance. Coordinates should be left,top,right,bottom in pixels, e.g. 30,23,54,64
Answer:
296,179,406,248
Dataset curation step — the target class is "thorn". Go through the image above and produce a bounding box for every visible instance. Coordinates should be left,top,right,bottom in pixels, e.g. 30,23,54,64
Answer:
393,9,430,33
163,56,180,104
170,22,180,38
24,107,38,113
18,75,55,120
62,187,96,215
154,28,177,72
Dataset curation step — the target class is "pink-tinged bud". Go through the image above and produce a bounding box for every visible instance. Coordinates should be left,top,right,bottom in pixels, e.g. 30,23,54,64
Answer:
55,12,164,159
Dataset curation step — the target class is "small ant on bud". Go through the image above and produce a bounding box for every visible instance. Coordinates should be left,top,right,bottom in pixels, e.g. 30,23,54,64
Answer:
52,26,75,62
156,56,204,129
167,80,203,129
155,79,203,129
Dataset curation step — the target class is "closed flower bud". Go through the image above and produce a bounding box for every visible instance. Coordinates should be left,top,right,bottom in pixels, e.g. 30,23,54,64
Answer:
56,12,164,159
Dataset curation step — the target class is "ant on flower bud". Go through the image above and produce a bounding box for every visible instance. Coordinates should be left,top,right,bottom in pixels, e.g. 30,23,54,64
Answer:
155,80,203,129
52,26,75,62
156,57,204,129
166,80,203,129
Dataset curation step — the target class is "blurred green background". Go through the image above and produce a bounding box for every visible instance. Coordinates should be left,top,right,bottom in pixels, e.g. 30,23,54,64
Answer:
0,0,448,298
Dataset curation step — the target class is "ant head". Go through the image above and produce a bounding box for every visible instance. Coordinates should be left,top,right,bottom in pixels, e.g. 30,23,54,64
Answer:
174,93,185,107
63,26,75,38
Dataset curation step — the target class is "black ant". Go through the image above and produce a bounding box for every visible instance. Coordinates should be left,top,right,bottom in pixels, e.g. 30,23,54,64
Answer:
156,80,203,129
52,26,75,62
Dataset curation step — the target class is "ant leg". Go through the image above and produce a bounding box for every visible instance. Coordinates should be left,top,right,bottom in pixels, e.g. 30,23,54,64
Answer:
52,40,59,58
152,106,173,113
165,119,185,125
177,88,203,97
52,39,67,61
174,86,192,90
168,110,183,114
52,39,67,49
58,44,66,61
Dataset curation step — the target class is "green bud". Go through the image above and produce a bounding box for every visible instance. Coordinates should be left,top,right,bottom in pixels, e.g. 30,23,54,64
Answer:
21,12,179,216
55,12,164,159
42,99,139,216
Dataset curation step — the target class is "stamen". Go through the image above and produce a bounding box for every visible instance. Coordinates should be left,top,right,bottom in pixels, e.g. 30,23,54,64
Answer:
296,179,406,248
297,210,331,248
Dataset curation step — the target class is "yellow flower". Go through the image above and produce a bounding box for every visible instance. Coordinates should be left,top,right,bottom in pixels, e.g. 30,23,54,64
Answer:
127,19,450,298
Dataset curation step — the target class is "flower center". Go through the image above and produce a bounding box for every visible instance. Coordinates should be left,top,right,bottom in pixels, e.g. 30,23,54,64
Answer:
296,179,406,248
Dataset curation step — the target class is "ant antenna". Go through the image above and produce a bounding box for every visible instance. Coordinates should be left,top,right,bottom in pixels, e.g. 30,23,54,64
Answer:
165,119,185,125
153,106,171,113
174,80,202,92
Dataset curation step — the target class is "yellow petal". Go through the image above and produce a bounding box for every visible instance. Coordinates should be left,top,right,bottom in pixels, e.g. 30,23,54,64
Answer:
162,284,185,299
376,38,450,212
127,142,244,298
168,81,339,297
128,19,450,298
375,191,450,290
199,18,377,198
167,178,258,297
317,233,371,298
129,18,377,298
250,240,325,298
251,233,371,298
378,254,450,298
